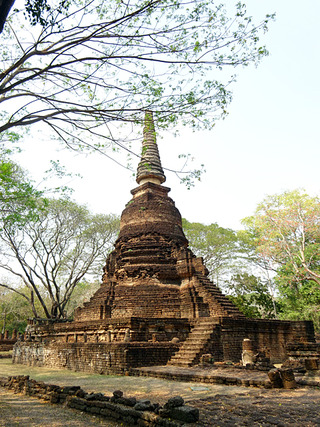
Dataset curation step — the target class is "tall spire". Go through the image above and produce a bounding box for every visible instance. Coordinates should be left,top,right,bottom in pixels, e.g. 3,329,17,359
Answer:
136,111,166,185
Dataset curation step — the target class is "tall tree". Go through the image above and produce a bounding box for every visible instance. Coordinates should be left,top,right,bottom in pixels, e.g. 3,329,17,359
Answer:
0,285,36,333
182,219,239,286
236,228,279,315
242,189,320,326
0,198,119,319
225,272,279,319
242,190,320,288
276,272,320,329
0,0,274,167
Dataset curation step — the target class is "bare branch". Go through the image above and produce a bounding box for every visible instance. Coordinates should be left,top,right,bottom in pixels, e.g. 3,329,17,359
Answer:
0,198,119,319
0,0,273,182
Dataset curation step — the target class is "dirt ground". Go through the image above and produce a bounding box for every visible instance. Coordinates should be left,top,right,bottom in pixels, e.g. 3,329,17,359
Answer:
1,359,320,426
189,387,320,426
0,387,122,426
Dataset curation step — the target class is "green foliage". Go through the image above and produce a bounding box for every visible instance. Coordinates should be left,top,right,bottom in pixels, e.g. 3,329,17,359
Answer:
65,279,100,318
242,189,320,329
226,273,279,319
0,285,45,334
182,218,239,285
0,158,43,226
276,267,320,329
242,189,320,287
24,0,70,27
182,218,282,319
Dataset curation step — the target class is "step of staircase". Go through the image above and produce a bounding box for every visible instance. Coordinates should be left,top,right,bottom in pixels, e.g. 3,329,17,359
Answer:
193,272,245,318
167,318,219,367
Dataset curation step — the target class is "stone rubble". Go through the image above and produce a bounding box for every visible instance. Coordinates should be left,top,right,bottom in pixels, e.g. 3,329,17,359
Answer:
0,375,199,425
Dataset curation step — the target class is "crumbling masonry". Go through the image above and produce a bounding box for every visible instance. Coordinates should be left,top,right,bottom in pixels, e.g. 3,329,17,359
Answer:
13,112,315,373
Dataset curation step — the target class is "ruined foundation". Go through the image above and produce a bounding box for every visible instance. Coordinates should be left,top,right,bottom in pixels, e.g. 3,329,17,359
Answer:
13,112,316,373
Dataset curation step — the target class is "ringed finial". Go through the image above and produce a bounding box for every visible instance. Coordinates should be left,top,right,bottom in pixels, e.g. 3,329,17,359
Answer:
136,111,166,185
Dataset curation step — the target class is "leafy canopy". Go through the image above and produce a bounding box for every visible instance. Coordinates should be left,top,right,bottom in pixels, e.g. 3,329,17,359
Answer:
1,0,274,161
182,218,239,285
226,273,279,319
242,189,320,287
0,157,42,226
0,197,120,319
241,189,320,327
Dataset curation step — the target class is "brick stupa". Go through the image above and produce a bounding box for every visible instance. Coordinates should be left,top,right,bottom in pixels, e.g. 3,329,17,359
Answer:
75,111,242,323
13,112,315,373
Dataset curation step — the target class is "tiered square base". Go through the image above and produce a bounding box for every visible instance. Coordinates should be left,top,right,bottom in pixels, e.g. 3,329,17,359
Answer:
12,317,315,374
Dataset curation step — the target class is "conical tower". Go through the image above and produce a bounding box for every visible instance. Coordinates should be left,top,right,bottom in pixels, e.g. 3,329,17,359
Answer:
75,111,243,321
101,111,189,318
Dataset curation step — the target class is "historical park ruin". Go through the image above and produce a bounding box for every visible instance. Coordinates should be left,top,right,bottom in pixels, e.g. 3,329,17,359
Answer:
13,112,316,374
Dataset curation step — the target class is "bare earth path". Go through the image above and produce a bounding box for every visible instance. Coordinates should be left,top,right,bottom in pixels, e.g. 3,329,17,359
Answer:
0,387,120,426
1,359,320,426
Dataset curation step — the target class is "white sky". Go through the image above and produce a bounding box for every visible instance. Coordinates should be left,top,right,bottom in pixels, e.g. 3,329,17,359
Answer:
13,0,320,230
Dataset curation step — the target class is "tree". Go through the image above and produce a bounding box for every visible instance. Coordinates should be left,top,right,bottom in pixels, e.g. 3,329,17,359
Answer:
182,219,239,286
225,272,280,319
0,0,274,170
65,279,100,318
0,284,37,333
242,190,320,326
236,228,279,316
0,198,119,319
242,190,320,288
276,273,320,329
0,157,42,226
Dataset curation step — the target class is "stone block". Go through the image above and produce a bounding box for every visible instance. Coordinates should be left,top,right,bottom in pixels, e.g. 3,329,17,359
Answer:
50,392,59,404
116,396,137,406
87,405,101,414
118,406,141,419
86,392,108,401
305,358,320,371
164,396,184,409
168,405,199,423
100,408,114,418
268,369,283,388
134,399,154,411
113,389,123,398
75,388,86,398
279,368,297,389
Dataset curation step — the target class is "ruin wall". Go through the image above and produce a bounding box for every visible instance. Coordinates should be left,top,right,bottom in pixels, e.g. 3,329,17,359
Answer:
25,317,190,344
13,341,179,374
0,330,18,351
217,318,315,364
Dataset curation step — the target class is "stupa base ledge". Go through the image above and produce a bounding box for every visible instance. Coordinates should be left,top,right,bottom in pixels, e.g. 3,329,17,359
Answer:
13,316,315,375
12,340,180,375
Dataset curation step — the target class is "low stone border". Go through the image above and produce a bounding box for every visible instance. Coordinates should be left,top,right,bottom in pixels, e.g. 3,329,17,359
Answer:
0,376,199,426
131,367,270,388
0,353,12,359
296,378,320,387
132,366,320,389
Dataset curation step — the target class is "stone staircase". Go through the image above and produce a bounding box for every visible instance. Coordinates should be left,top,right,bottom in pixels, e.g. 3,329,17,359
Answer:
74,282,115,321
167,318,220,367
194,272,245,318
187,285,210,317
